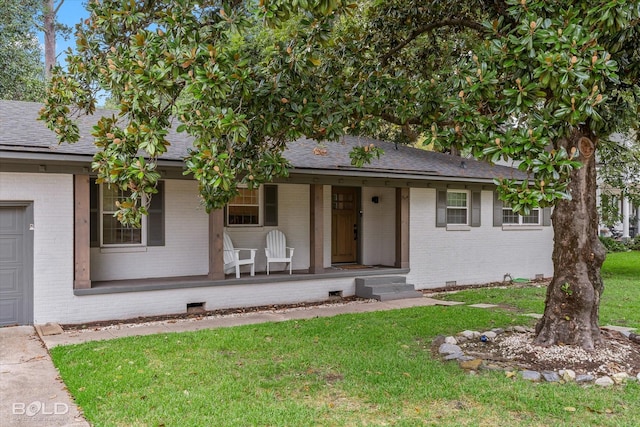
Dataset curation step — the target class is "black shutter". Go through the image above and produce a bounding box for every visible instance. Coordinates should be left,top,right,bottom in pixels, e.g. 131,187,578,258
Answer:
264,185,278,226
147,181,165,246
89,178,99,247
471,191,481,227
436,190,447,227
493,191,503,227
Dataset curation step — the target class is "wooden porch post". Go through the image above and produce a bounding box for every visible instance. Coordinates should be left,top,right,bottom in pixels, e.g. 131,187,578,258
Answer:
309,184,324,274
208,209,225,280
395,187,410,269
74,174,91,289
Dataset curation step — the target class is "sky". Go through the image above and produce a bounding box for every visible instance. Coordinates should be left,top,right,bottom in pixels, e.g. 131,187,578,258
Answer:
38,0,90,62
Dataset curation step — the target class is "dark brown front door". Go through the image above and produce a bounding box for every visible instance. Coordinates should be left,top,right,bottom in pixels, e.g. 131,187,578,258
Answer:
331,187,358,263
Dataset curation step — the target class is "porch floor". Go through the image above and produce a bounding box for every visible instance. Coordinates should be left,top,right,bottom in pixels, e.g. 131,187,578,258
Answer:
76,265,409,296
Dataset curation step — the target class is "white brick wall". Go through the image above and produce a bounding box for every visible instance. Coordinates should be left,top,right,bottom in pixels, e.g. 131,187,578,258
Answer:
361,187,396,266
42,277,357,324
407,188,554,288
1,172,554,324
226,183,310,272
91,179,210,280
0,172,74,324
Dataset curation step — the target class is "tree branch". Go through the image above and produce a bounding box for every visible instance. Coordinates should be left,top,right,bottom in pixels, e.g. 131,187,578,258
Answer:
54,0,64,15
381,19,486,66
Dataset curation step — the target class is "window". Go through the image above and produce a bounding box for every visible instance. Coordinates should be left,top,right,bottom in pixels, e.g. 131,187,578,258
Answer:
227,187,260,225
226,185,278,227
502,207,541,225
493,190,550,227
436,189,481,228
90,179,165,247
101,185,143,245
446,190,469,225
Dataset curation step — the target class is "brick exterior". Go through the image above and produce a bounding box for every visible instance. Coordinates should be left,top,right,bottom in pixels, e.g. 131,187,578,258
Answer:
0,173,74,324
408,188,553,288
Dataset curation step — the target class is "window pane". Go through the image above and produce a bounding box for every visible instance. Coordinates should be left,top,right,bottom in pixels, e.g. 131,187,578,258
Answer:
228,187,260,225
228,206,259,225
502,209,519,224
230,188,258,205
102,214,142,244
447,192,467,207
522,209,540,224
102,185,122,212
447,208,468,224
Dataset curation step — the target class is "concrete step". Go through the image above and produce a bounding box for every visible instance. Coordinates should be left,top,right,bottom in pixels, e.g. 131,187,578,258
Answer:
355,276,422,301
356,276,406,287
375,290,423,301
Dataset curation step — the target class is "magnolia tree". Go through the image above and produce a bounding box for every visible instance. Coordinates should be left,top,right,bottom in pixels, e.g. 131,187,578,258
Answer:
41,0,640,350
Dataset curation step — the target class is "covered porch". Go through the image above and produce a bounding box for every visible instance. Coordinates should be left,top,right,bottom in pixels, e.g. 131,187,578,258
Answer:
73,265,410,296
72,175,411,293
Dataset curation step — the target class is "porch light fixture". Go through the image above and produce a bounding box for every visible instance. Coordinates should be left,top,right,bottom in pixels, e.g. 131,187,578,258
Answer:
371,196,379,204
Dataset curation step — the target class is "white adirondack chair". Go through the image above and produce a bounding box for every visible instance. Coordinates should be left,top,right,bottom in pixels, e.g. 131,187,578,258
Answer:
223,233,256,278
265,230,295,275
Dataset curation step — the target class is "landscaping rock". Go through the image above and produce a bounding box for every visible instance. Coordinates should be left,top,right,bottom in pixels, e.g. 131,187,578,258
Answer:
491,328,505,335
629,333,640,345
542,371,561,382
439,343,462,355
459,358,483,370
481,363,504,371
482,331,497,340
459,330,477,340
458,355,476,362
444,336,458,345
432,335,447,348
444,352,464,361
513,326,528,333
595,376,615,387
559,369,576,382
576,374,595,383
521,370,541,382
612,372,629,384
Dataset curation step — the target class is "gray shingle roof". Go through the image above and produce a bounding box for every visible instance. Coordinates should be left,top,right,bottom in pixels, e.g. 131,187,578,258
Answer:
1,100,523,182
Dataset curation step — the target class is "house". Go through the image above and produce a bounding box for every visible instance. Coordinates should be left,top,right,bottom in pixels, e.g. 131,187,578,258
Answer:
0,100,553,326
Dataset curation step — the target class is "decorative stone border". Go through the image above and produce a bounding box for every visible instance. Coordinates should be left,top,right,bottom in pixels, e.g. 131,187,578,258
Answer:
435,326,640,387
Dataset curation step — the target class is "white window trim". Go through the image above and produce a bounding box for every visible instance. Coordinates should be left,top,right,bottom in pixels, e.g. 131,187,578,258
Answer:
446,189,470,225
99,185,147,247
226,185,264,227
502,207,542,226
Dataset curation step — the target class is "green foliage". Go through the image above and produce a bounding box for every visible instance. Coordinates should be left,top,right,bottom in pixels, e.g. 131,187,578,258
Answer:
40,0,640,224
0,0,45,101
39,0,377,223
560,282,573,296
599,236,631,253
628,237,640,251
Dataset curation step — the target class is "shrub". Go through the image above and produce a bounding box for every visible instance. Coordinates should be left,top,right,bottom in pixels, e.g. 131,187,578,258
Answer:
599,236,628,252
627,237,640,251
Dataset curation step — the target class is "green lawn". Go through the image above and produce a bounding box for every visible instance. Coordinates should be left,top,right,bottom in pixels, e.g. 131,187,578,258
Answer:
51,253,640,426
439,251,640,329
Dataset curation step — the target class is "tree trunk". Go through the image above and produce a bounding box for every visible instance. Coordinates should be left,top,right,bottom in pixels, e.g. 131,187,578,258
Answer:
44,0,56,79
534,129,607,351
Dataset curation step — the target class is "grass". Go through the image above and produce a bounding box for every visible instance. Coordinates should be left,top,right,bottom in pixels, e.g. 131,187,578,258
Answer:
438,251,640,330
51,253,640,426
